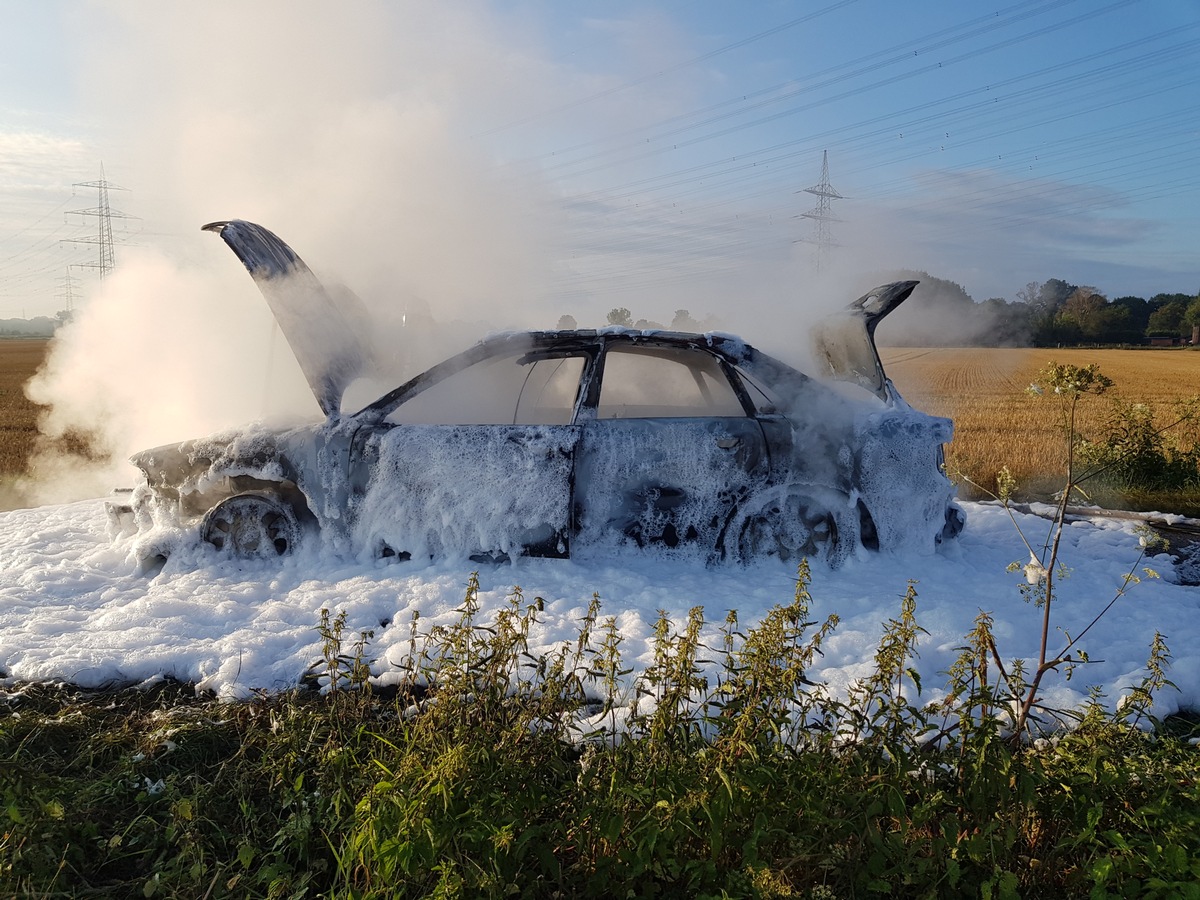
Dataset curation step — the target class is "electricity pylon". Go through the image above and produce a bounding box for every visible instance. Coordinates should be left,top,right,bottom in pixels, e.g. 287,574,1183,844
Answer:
798,150,842,272
64,164,132,278
57,268,79,314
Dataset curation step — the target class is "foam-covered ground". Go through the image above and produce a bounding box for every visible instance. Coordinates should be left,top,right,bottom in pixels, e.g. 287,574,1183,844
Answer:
2,499,1197,722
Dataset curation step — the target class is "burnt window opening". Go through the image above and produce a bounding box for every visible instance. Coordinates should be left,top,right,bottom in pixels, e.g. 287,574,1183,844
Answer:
596,347,746,419
385,352,586,426
733,365,782,414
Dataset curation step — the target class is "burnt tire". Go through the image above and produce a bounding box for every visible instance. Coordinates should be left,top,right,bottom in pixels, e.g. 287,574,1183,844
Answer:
733,487,856,567
200,492,301,559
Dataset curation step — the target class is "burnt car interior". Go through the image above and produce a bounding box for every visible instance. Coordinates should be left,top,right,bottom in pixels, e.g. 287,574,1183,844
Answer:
384,350,589,426
379,336,782,432
378,339,766,427
596,346,747,419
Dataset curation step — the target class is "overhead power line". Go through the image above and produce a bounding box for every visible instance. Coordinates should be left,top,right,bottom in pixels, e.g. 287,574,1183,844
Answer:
798,151,843,272
62,164,134,279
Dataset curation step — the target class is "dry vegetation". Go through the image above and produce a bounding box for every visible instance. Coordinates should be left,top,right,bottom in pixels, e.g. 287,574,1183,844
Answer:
883,346,1200,512
0,338,49,477
0,339,103,510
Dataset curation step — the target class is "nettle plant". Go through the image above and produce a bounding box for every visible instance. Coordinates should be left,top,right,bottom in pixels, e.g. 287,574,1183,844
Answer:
1076,394,1200,494
966,362,1172,738
307,362,1178,754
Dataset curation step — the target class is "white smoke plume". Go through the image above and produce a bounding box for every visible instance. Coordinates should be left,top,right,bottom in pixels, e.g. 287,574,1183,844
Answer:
20,2,585,504
17,1,943,507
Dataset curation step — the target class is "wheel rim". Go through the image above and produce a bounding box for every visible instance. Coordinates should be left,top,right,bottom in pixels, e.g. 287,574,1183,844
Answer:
736,492,836,562
201,494,299,559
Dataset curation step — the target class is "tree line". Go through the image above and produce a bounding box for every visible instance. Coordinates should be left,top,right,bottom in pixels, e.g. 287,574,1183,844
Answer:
578,275,1200,348
881,273,1200,348
1016,279,1200,346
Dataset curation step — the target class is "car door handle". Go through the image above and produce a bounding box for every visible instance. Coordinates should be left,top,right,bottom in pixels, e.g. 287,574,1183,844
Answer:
716,437,741,450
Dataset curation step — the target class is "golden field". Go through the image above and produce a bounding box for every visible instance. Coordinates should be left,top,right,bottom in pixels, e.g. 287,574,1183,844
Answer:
0,339,49,477
1,339,1197,512
882,346,1200,510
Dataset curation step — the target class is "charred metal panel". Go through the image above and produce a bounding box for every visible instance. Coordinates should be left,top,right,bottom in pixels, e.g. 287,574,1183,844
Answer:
574,417,769,555
349,423,579,560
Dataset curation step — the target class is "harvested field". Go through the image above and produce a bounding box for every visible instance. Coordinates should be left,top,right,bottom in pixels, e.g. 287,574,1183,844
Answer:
0,339,49,477
883,346,1200,512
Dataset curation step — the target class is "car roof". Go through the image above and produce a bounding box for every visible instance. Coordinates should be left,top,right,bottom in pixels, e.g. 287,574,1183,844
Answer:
488,327,749,355
353,328,811,423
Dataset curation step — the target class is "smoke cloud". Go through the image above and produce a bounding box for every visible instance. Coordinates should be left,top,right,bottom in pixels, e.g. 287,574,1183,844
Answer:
21,2,585,503
19,1,970,506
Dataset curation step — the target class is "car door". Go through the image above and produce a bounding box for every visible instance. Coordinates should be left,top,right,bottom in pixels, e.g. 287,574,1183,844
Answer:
574,343,770,556
347,347,588,560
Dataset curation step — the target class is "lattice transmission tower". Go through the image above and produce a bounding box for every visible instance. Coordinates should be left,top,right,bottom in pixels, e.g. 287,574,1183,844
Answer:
57,268,79,314
798,150,842,272
64,164,132,279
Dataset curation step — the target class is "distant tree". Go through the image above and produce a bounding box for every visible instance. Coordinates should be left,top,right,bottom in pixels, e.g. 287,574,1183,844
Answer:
1149,292,1193,309
606,307,633,328
885,269,986,346
1062,287,1107,339
0,316,56,337
1049,316,1084,346
671,309,700,331
1015,281,1042,307
632,318,665,330
1185,293,1200,343
967,298,1030,346
556,314,577,330
1089,304,1138,344
1146,300,1188,337
1028,312,1059,347
897,270,974,308
1038,279,1076,313
1111,296,1150,334
1026,278,1080,345
1031,312,1084,347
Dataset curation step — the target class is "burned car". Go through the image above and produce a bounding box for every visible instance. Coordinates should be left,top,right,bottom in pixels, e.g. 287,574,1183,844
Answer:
111,220,963,568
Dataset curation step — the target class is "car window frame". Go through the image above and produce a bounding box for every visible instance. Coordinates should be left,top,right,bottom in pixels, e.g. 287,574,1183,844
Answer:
577,339,760,421
353,333,601,426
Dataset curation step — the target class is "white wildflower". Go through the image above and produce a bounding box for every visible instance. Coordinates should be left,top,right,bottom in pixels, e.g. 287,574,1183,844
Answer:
1024,553,1047,584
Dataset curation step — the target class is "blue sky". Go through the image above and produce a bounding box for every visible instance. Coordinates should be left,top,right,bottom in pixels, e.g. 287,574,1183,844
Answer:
1,0,1198,323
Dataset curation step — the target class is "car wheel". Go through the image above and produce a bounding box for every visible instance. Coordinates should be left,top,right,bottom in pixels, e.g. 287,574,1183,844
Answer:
733,488,849,565
200,492,301,559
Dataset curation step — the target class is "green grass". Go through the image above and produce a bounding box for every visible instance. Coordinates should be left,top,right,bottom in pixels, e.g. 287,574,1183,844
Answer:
4,571,1198,899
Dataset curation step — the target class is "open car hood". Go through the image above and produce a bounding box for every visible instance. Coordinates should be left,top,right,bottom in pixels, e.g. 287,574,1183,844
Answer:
203,220,368,418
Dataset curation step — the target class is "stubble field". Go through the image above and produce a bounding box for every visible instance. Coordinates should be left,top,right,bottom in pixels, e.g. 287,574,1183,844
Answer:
0,339,49,479
1,340,1198,512
882,346,1200,511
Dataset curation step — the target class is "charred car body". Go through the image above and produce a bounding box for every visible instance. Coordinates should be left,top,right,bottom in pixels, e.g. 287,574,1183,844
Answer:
112,220,963,568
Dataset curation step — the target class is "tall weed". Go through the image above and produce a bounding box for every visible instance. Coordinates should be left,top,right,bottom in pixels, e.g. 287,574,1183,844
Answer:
3,559,1194,898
